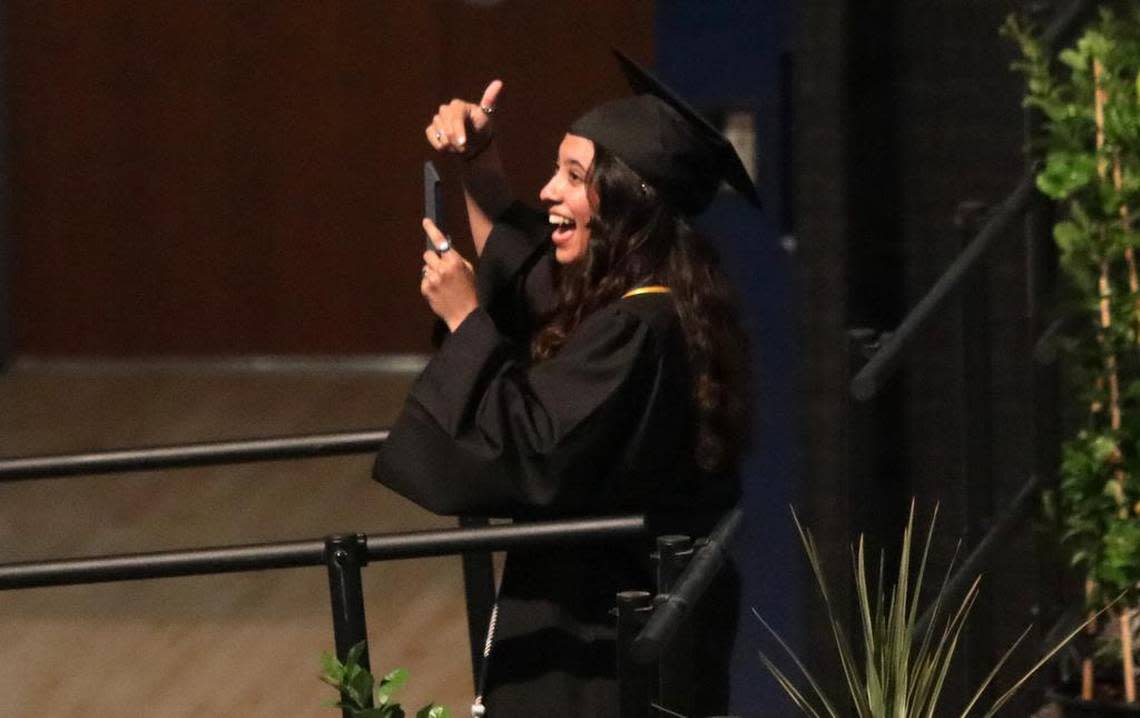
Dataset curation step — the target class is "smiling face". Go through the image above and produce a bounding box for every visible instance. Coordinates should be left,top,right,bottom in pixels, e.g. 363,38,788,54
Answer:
539,133,596,265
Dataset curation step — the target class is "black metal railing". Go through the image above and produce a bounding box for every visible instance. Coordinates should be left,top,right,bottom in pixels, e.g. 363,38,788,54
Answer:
0,515,647,590
0,511,649,717
0,429,390,481
848,0,1095,404
632,507,743,664
1,429,738,718
841,0,1097,699
849,174,1037,402
614,507,744,718
0,428,481,718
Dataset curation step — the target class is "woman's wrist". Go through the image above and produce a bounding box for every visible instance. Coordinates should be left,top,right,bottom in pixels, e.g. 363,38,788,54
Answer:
446,303,479,333
461,132,495,164
460,144,512,221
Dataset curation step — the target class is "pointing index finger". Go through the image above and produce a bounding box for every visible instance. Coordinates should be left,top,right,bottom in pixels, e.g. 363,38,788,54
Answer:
479,79,503,112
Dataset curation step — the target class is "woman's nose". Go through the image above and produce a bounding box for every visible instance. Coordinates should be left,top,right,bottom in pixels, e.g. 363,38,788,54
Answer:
539,175,559,203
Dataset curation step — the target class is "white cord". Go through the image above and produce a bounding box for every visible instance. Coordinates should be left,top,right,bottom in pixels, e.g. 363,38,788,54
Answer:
471,602,500,718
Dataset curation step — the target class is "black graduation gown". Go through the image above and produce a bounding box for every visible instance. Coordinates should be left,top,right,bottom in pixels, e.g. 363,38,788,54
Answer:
374,203,738,717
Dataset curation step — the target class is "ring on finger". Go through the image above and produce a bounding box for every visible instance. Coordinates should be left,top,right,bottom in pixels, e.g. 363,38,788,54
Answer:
436,240,451,253
434,130,443,140
480,104,495,115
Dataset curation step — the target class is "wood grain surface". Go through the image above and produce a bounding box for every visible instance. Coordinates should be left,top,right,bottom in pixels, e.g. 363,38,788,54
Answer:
6,1,653,356
0,365,475,717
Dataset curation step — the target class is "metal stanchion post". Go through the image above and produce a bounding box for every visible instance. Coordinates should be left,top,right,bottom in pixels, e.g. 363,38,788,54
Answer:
656,535,692,593
326,534,371,717
847,328,881,542
655,535,695,717
458,515,496,688
617,590,654,718
842,327,883,715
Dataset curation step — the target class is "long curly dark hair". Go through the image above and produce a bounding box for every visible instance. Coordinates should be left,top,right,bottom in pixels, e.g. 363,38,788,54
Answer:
531,144,749,473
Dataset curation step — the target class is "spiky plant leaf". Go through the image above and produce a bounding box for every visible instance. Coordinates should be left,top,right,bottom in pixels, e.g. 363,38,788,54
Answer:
760,504,1091,718
754,610,839,718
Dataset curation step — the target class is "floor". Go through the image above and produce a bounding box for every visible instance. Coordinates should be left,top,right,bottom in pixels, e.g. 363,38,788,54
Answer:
0,361,475,717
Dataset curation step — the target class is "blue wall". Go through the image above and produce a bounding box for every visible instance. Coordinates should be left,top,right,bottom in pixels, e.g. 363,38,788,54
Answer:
653,2,801,715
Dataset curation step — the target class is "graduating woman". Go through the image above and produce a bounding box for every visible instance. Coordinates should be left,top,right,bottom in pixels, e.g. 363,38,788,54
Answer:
375,52,757,717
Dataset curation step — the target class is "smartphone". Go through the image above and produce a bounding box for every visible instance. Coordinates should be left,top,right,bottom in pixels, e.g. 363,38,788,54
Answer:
424,160,444,250
424,160,449,346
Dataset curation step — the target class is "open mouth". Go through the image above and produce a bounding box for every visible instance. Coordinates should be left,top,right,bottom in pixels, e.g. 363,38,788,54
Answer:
549,213,576,243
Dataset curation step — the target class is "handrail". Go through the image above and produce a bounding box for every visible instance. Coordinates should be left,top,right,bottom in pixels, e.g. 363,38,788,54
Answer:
849,0,1097,403
0,514,646,590
912,473,1041,640
0,429,389,482
630,506,743,663
850,173,1037,401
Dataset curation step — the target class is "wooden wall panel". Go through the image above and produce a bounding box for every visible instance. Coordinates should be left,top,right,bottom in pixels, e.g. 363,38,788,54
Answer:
5,1,653,355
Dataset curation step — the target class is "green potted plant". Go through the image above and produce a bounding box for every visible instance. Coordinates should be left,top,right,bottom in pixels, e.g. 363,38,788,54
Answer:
320,642,452,718
757,502,1091,718
1004,4,1140,710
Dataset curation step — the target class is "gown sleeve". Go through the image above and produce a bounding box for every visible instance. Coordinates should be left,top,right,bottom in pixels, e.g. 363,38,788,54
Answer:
472,202,556,342
373,300,663,518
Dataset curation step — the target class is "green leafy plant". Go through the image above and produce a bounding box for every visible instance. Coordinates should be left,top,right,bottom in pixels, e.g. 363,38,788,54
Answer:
319,642,451,718
757,503,1094,718
1004,4,1140,704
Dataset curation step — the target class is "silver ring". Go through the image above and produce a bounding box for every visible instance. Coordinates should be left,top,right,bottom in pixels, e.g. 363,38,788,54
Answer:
436,240,451,253
480,105,495,115
434,130,443,140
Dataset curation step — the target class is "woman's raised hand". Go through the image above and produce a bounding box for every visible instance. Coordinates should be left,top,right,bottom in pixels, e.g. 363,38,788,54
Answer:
420,218,478,332
425,80,503,157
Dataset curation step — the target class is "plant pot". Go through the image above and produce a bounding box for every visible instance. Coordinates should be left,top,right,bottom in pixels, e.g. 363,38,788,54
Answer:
1047,683,1140,718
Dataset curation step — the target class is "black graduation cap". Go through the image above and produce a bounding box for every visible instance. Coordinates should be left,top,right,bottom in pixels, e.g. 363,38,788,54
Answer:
569,49,761,215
